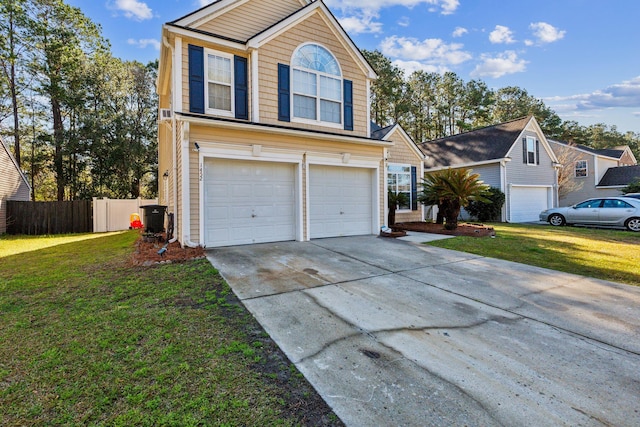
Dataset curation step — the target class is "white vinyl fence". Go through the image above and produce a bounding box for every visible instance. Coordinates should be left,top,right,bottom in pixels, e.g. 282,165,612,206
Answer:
93,197,158,232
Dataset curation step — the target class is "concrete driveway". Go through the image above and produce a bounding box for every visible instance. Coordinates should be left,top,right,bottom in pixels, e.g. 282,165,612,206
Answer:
207,234,640,426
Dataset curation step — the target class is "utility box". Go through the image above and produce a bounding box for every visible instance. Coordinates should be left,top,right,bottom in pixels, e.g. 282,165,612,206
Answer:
141,205,167,233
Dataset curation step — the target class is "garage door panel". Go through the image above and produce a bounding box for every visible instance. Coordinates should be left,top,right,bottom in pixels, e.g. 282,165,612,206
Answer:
310,165,374,239
204,159,296,247
511,187,549,223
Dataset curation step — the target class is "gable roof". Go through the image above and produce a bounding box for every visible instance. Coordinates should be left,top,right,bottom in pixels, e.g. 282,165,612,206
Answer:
548,139,635,162
370,122,394,140
597,165,640,187
370,122,425,159
0,137,30,192
165,0,376,79
419,116,534,167
171,0,309,28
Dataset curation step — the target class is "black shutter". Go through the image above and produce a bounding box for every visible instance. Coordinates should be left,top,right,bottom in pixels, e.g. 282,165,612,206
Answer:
522,138,527,164
536,140,540,165
343,79,353,131
234,56,248,120
411,166,418,211
278,64,290,122
188,45,205,114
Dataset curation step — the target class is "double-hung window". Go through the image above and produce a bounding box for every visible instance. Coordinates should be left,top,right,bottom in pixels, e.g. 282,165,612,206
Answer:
575,160,587,177
526,136,537,165
206,50,234,116
387,164,411,210
292,44,342,125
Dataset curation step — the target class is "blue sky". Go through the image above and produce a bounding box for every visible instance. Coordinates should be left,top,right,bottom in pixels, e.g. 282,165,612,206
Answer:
67,0,640,134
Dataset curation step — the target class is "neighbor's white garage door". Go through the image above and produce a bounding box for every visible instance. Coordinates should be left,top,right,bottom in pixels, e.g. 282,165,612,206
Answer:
510,186,550,223
309,165,374,238
204,159,296,247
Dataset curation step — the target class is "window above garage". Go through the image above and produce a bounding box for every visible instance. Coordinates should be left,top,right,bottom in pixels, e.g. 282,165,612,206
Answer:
292,44,343,127
188,44,248,120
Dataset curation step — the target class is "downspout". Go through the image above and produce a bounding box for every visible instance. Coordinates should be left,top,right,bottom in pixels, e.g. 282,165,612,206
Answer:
163,35,179,244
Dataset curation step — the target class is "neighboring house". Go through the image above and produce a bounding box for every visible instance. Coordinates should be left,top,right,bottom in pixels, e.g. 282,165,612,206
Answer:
418,116,559,223
157,0,422,247
1,138,31,234
549,139,638,206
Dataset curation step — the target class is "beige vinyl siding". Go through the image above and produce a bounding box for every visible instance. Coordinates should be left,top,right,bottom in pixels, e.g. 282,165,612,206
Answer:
619,150,635,166
190,125,381,156
179,37,248,115
258,12,369,137
188,124,385,239
1,142,30,234
385,129,424,223
195,0,303,41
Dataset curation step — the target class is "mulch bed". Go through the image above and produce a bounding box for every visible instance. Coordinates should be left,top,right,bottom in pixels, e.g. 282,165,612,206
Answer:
392,221,495,237
131,233,206,266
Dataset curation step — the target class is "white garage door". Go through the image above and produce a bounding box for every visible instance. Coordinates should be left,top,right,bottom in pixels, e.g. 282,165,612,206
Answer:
510,186,550,223
204,159,296,247
309,165,374,239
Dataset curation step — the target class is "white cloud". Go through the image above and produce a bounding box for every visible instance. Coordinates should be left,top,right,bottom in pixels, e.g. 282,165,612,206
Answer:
452,27,468,38
393,59,447,75
325,0,460,15
489,25,515,44
547,76,640,110
529,22,566,44
380,35,472,66
470,51,527,78
326,0,460,34
397,16,411,27
338,14,383,34
127,38,161,51
198,0,209,6
112,0,153,21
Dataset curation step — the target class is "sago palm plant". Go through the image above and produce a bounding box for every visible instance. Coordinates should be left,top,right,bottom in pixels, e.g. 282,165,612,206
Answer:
419,168,489,230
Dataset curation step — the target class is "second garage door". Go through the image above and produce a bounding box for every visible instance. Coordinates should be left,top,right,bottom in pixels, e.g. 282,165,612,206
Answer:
204,159,296,247
510,186,550,223
309,165,374,239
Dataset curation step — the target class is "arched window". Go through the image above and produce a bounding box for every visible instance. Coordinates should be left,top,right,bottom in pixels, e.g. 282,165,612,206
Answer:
291,44,342,124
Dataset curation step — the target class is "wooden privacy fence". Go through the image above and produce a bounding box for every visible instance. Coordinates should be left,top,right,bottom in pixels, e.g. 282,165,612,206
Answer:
6,200,92,235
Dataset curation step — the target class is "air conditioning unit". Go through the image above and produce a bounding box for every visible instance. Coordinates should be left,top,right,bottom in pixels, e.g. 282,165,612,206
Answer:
159,108,172,121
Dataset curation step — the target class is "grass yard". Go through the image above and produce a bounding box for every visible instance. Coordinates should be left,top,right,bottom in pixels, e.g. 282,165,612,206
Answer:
0,232,342,426
428,223,640,286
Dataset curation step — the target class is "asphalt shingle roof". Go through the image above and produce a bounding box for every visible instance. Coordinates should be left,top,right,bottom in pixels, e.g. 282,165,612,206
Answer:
548,139,625,160
370,122,395,140
419,116,532,167
598,165,640,186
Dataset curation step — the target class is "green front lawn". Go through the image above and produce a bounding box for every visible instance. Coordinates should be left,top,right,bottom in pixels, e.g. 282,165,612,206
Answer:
0,232,341,426
428,223,640,286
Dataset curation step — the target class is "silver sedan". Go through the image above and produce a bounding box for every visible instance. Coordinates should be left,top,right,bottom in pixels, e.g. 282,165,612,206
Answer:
540,197,640,231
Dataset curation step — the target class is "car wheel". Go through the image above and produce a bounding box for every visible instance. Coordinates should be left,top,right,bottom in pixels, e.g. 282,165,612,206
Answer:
625,217,640,232
548,213,565,226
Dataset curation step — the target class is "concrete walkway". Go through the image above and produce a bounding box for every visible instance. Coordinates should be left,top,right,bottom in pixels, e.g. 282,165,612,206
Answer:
207,234,640,427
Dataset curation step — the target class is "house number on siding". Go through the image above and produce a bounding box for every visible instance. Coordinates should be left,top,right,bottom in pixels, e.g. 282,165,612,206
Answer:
199,163,203,181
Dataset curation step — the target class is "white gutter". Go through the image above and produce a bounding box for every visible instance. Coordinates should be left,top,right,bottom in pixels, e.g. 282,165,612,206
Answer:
425,157,511,173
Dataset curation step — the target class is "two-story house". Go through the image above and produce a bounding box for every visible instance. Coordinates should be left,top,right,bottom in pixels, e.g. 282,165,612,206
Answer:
157,0,424,247
548,139,638,206
419,116,560,223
